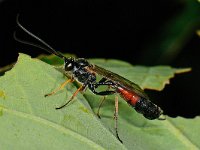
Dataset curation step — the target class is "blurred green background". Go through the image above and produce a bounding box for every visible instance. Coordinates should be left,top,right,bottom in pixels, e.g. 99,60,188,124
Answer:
0,0,200,118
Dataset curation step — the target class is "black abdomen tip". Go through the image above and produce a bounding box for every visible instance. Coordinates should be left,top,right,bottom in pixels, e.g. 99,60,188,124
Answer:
135,98,163,120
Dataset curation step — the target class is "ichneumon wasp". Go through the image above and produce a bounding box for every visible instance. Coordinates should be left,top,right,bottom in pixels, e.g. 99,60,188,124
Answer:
14,15,164,143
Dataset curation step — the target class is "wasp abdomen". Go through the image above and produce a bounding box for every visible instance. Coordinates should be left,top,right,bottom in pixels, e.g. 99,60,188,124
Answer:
135,98,163,120
116,87,140,106
117,86,162,120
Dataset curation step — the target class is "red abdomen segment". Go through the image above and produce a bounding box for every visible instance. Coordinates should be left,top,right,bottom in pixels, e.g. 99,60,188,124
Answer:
116,87,140,106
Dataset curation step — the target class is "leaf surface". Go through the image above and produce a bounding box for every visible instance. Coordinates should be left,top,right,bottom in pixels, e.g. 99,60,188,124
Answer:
0,53,197,150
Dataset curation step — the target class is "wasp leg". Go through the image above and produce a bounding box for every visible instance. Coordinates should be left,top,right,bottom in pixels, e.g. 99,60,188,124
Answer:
97,96,106,118
94,77,107,88
89,84,115,95
56,85,85,109
89,80,116,117
114,96,123,143
95,79,114,87
45,79,74,97
97,86,111,119
89,79,116,95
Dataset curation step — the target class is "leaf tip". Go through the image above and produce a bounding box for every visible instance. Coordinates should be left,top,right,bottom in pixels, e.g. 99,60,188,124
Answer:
174,68,192,74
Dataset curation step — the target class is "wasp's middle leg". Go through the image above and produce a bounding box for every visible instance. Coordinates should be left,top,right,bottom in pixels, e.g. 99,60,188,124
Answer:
89,79,115,117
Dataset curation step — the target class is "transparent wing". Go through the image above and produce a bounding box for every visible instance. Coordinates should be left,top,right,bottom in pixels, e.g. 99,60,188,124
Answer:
89,65,149,99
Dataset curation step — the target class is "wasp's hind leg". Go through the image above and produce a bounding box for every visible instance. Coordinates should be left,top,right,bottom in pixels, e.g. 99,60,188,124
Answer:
89,79,115,118
114,96,123,143
89,78,116,95
45,78,74,97
89,83,115,116
88,83,115,96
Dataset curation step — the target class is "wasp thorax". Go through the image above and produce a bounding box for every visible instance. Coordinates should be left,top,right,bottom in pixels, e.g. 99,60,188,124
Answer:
76,58,90,67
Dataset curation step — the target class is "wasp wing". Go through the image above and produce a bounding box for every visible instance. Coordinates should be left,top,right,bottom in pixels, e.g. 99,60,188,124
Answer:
89,65,149,99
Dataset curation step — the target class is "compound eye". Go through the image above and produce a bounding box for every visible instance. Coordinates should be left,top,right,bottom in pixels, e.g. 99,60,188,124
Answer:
67,63,72,68
65,62,73,71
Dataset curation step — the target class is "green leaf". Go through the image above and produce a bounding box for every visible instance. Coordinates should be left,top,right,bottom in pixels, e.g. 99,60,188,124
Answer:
0,53,197,150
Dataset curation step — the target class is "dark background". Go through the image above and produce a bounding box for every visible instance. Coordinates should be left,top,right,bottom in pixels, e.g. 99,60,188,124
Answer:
0,0,200,118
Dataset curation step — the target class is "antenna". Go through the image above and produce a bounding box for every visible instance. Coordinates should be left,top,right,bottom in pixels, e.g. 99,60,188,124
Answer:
15,14,65,59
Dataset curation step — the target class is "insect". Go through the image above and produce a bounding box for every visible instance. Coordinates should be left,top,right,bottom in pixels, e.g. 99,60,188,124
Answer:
15,15,164,143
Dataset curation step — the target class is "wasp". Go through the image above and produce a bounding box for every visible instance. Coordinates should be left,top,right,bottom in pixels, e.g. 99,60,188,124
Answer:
15,15,164,143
